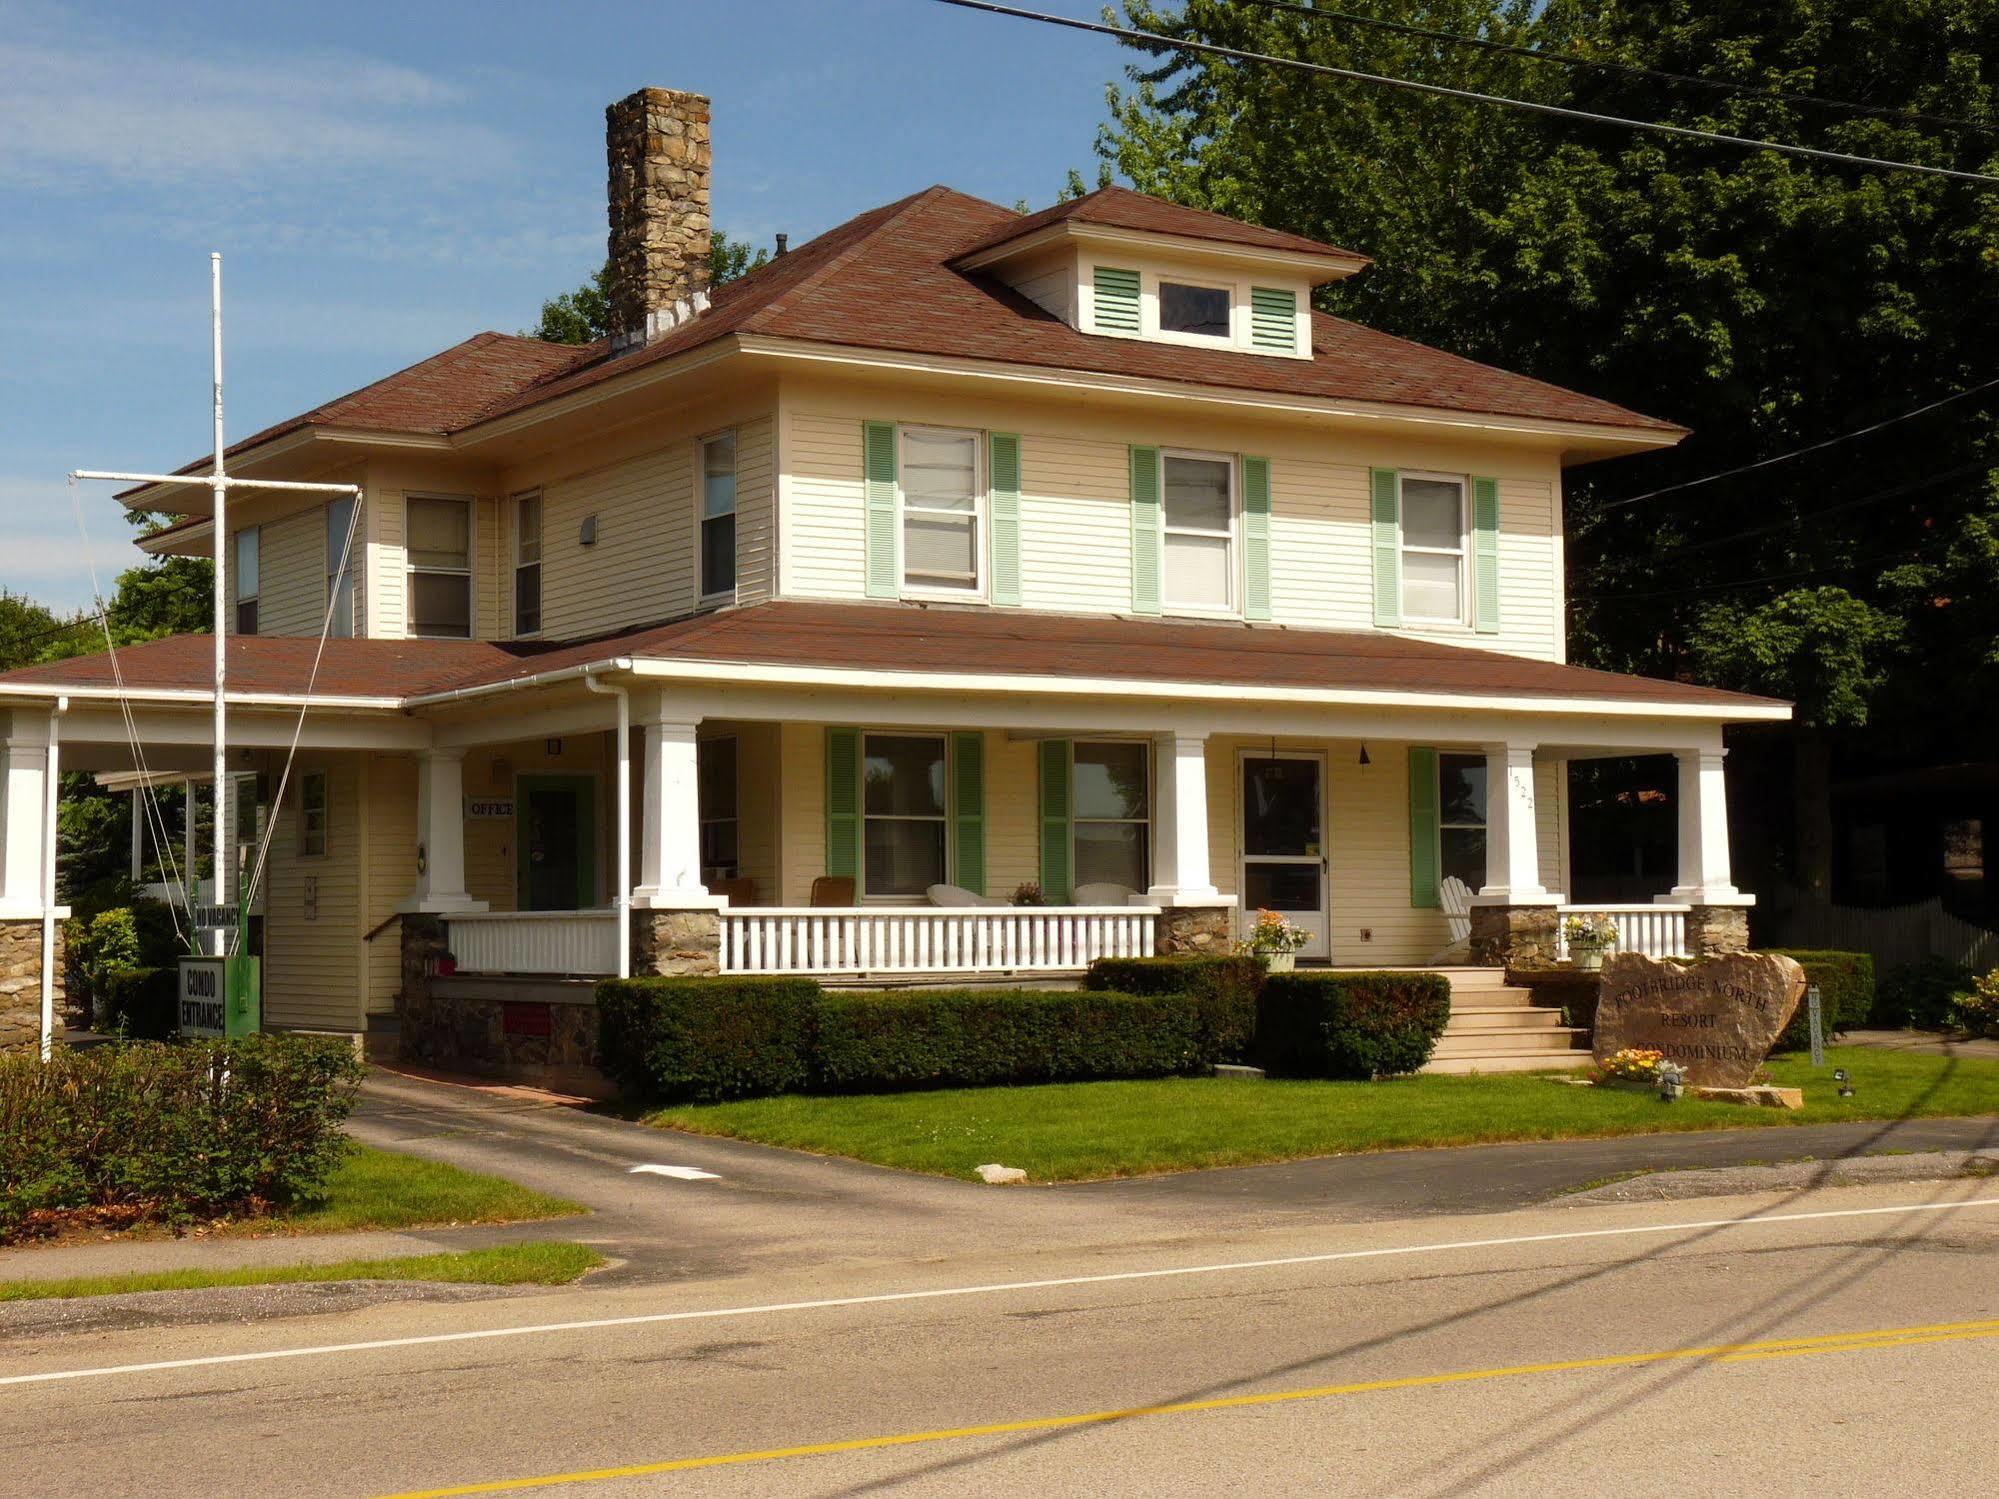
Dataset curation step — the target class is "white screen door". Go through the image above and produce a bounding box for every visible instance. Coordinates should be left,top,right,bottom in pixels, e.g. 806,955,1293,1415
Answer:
1239,752,1329,960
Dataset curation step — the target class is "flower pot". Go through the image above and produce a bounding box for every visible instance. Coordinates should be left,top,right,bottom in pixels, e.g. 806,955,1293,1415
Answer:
1262,951,1297,973
1571,945,1607,972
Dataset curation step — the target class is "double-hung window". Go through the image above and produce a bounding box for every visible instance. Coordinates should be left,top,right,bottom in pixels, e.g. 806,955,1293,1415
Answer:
325,497,358,638
1437,753,1487,892
700,432,737,599
299,771,329,858
233,526,259,635
697,736,739,882
862,732,948,897
513,492,541,636
1073,740,1150,892
1399,474,1468,625
900,428,982,596
1162,451,1235,612
406,495,473,639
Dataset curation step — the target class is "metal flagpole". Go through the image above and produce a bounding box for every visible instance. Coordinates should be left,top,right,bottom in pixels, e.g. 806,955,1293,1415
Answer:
209,253,228,957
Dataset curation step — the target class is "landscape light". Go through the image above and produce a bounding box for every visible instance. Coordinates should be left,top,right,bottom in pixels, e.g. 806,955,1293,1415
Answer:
1834,1067,1855,1099
1658,1061,1684,1103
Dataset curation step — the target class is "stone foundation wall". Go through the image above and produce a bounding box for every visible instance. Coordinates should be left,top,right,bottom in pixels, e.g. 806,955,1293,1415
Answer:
632,909,721,976
397,982,606,1097
0,918,62,1055
1469,904,1559,967
1155,905,1234,957
1686,904,1752,958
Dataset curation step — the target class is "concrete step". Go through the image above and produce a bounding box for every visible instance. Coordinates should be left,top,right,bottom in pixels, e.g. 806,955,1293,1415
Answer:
1443,1006,1567,1033
1431,1027,1590,1058
1422,1050,1595,1075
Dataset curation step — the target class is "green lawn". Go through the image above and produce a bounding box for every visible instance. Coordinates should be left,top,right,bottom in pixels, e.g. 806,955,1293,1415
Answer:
0,1241,603,1303
261,1146,585,1235
646,1048,1999,1183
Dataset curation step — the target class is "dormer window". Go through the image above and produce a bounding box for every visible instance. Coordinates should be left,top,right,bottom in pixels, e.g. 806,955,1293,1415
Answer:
1086,263,1307,358
1159,281,1230,340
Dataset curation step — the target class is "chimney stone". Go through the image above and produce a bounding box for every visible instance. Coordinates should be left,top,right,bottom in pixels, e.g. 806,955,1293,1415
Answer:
606,87,712,353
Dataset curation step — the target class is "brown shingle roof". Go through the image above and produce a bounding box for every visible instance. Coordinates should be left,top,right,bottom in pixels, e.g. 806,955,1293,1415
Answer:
0,603,1780,715
952,184,1367,265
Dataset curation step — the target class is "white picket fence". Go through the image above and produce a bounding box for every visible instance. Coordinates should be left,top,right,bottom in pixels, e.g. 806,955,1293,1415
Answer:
719,906,1160,977
445,911,620,976
1771,894,1999,972
1555,904,1691,960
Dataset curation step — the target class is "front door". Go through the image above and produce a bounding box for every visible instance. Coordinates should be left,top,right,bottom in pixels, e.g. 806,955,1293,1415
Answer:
516,775,596,910
1240,752,1330,961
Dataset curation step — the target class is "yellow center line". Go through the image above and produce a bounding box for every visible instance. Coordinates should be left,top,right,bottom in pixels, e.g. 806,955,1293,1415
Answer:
375,1316,1999,1498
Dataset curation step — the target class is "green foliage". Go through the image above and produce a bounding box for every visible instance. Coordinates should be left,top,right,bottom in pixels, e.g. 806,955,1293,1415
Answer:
69,909,138,1019
812,987,1207,1092
0,1035,365,1242
1873,956,1975,1028
1690,589,1902,729
596,976,819,1103
95,966,179,1039
0,591,68,671
532,232,773,345
1957,970,1999,1037
1765,949,1876,1049
1255,971,1452,1079
1084,953,1263,1060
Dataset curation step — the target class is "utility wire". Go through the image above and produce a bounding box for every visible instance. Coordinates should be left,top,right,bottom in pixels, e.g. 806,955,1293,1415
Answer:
1594,376,1999,512
1238,0,1999,135
932,0,1999,184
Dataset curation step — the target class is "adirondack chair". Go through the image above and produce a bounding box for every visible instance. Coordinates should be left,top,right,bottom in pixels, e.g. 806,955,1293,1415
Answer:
1430,876,1474,963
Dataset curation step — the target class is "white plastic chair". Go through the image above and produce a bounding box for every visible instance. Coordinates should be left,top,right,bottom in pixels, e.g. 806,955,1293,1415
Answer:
1072,882,1137,907
1430,876,1474,963
925,883,1008,908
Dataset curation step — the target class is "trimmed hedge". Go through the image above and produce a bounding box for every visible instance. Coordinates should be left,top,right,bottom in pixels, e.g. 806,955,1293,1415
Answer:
1873,957,1974,1029
1765,950,1875,1051
97,966,179,1040
0,1035,364,1242
597,977,819,1104
1083,954,1263,1061
1255,971,1452,1079
814,987,1206,1091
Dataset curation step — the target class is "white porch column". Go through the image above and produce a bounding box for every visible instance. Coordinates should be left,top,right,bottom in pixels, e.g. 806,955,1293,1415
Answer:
1475,742,1555,904
1145,731,1222,905
0,716,52,918
401,749,486,913
632,712,721,909
1666,746,1749,904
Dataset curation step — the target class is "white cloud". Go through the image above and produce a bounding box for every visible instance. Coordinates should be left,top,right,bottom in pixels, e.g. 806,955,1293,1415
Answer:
0,478,158,612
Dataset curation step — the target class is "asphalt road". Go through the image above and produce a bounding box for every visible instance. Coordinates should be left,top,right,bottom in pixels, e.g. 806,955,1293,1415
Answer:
2,1076,1995,1497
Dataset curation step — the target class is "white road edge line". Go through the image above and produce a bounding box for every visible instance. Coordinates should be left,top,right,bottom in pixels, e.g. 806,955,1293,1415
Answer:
629,1165,721,1181
5,1195,1995,1390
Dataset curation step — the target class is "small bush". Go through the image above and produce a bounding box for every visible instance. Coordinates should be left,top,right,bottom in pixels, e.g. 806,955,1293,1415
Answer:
814,987,1206,1091
1084,954,1263,1061
0,1035,364,1243
1956,970,1999,1038
97,966,180,1040
69,908,139,1024
596,977,819,1104
1873,957,1974,1029
1765,950,1875,1051
1255,971,1451,1079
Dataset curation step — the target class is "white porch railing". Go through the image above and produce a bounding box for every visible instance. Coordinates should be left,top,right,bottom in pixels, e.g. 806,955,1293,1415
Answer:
1556,904,1691,960
446,910,620,976
720,906,1161,977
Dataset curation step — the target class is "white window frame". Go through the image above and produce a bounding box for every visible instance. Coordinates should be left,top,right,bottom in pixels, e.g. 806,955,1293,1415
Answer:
511,491,542,638
1071,738,1153,894
233,525,260,636
1148,271,1240,349
404,492,476,641
299,770,329,859
698,429,738,604
1160,447,1239,617
1398,471,1471,628
860,729,952,903
896,425,986,601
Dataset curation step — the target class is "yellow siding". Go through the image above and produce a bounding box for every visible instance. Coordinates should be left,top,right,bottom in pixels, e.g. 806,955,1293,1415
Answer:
362,755,416,1015
536,446,694,637
731,721,781,902
255,506,325,637
260,754,365,1031
475,496,503,639
777,720,825,906
735,417,777,607
983,734,1041,899
457,735,613,911
1018,437,1132,615
784,414,866,600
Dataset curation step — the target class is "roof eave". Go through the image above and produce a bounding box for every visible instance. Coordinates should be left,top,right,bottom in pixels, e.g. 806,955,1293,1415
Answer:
951,220,1371,284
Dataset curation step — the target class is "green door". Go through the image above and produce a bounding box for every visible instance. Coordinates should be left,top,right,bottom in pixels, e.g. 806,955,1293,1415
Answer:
516,775,597,910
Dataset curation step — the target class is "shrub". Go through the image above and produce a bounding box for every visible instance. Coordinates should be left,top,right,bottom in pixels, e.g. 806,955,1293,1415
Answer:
1765,950,1875,1051
1255,971,1451,1079
1956,970,1999,1038
0,1035,364,1243
1084,954,1263,1061
97,966,180,1040
68,908,139,1024
596,976,819,1104
1873,956,1974,1029
813,987,1207,1091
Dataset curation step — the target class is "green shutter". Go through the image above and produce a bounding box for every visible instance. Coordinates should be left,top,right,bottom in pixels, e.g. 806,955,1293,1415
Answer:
1408,746,1440,909
1371,468,1402,628
825,727,860,880
1129,445,1161,615
863,420,898,600
951,731,987,896
1093,266,1140,334
1472,476,1501,635
1038,739,1073,902
1242,455,1272,621
1250,286,1298,352
989,432,1022,607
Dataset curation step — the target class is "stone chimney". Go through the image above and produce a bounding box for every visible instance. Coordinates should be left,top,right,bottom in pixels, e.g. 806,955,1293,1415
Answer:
605,87,712,353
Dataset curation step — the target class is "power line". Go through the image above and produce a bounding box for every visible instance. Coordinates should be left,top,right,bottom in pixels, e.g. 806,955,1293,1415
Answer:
1594,377,1999,513
1238,0,1999,135
932,0,1999,184
1574,555,1876,604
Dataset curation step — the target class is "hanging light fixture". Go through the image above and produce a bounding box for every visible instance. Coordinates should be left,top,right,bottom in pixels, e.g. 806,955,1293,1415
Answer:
1358,743,1372,767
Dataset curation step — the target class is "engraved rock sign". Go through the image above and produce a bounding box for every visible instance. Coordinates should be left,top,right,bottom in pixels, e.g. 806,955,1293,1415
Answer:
1592,952,1806,1089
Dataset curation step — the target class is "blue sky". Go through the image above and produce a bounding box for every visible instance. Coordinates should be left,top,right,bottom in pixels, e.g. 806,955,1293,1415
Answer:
0,0,1131,610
